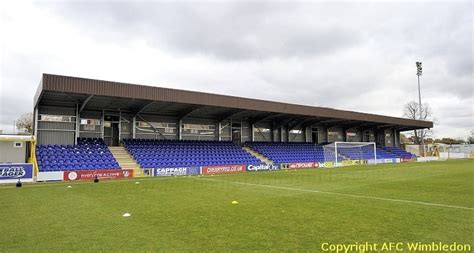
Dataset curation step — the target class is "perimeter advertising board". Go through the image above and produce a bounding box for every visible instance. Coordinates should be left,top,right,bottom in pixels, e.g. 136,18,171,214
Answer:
246,164,279,172
320,161,335,168
154,167,200,176
201,165,246,174
64,169,133,181
342,160,360,166
0,163,34,183
288,162,319,169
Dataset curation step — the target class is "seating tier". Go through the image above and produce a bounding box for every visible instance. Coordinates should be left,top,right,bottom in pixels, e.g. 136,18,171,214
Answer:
383,146,416,159
36,138,120,172
247,142,406,163
246,142,336,163
123,139,261,168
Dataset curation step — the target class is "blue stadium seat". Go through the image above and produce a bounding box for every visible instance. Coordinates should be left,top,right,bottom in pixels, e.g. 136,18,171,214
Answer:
123,139,261,169
36,138,121,172
245,142,410,163
383,146,416,159
245,142,335,163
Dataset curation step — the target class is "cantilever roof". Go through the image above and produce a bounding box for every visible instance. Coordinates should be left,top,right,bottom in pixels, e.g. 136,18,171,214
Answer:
34,73,432,131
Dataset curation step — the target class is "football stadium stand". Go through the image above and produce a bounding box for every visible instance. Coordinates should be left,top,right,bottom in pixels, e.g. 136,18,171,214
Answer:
36,138,120,171
29,74,427,176
123,139,262,168
35,138,416,172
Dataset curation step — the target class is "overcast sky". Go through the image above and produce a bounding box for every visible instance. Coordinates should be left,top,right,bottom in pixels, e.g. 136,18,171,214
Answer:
0,1,472,139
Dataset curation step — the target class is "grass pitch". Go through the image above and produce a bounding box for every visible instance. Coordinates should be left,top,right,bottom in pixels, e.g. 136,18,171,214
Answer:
1,160,473,252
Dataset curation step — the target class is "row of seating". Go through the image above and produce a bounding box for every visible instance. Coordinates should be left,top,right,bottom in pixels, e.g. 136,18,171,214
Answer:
246,142,414,163
123,139,261,168
35,137,416,171
246,142,341,163
383,146,416,159
36,138,120,172
336,147,397,160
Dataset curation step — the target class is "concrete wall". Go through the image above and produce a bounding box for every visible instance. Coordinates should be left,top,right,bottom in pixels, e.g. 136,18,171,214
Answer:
384,129,395,147
241,121,251,143
346,128,362,142
304,127,311,142
135,114,178,140
79,110,102,139
368,130,376,142
327,127,343,142
271,127,278,142
35,105,401,147
37,105,76,145
306,125,328,144
181,118,217,141
318,127,328,143
120,113,132,140
281,127,287,142
220,120,231,141
394,130,400,147
289,128,304,142
254,123,272,142
0,141,27,163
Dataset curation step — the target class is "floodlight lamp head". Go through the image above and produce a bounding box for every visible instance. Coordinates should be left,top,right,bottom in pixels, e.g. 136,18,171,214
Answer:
416,62,423,76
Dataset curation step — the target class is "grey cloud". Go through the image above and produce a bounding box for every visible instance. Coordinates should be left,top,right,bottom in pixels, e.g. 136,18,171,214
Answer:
41,2,363,60
1,1,472,138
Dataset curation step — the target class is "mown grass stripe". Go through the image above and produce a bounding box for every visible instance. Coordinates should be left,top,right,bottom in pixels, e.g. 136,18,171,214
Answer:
199,177,474,211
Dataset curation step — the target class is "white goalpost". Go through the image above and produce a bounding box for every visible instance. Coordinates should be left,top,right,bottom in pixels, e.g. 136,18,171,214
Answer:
323,142,377,166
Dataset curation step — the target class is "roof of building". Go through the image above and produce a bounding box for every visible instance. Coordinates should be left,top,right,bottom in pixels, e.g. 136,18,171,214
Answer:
34,73,432,131
0,134,35,142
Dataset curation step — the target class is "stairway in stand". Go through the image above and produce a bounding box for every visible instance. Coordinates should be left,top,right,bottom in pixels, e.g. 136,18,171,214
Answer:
242,146,273,164
109,146,143,176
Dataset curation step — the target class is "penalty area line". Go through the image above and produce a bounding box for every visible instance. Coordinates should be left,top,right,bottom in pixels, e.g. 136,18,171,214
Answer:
198,177,474,211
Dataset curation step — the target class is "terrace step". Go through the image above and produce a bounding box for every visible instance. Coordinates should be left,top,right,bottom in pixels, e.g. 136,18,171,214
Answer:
242,146,273,164
110,146,141,170
112,154,134,159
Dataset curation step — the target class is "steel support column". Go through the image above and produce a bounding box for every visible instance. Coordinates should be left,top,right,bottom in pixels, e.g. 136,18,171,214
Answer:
280,126,284,142
34,106,39,139
178,119,183,140
75,104,79,144
132,116,136,139
118,111,122,143
101,110,105,139
251,123,255,142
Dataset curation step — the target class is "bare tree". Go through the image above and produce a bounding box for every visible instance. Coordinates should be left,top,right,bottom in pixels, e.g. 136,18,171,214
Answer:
403,101,434,144
468,129,474,144
16,112,33,134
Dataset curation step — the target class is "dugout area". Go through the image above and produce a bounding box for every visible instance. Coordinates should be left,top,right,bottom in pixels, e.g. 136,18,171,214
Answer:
33,73,432,147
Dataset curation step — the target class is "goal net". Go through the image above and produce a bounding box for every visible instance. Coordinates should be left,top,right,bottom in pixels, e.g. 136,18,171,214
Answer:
323,142,377,166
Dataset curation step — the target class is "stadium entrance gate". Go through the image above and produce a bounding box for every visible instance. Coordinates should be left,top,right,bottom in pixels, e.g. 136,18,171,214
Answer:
104,114,120,146
311,128,318,143
232,121,242,145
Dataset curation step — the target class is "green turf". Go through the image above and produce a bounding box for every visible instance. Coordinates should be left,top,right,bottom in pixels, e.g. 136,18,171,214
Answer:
0,160,473,252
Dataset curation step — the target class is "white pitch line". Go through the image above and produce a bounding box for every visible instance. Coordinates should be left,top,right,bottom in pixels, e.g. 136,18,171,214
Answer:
0,176,171,189
198,177,474,211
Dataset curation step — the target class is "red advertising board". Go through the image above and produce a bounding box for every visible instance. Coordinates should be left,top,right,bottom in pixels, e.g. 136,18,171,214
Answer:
64,169,134,181
201,165,246,175
288,162,319,169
